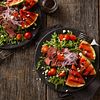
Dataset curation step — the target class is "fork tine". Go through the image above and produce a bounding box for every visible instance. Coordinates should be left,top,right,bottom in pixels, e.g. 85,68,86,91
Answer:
78,33,92,43
79,32,100,46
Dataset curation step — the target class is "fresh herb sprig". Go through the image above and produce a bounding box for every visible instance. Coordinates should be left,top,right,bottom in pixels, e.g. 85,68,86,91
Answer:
0,25,8,46
43,32,61,49
48,76,65,89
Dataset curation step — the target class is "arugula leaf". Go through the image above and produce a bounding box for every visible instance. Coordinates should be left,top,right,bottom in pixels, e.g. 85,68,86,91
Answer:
0,1,6,6
0,25,8,46
36,57,45,70
43,32,61,49
36,59,43,70
48,76,65,89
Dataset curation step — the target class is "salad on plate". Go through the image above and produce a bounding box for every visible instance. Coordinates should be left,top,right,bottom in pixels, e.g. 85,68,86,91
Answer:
0,0,38,46
36,30,96,88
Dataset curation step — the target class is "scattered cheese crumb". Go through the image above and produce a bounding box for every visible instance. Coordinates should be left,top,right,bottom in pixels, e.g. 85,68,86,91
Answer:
67,30,70,33
10,16,14,19
79,53,82,56
66,90,68,92
63,30,66,33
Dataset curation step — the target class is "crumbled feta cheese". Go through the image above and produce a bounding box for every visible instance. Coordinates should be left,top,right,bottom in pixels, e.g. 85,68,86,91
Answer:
33,27,35,29
84,51,87,54
45,77,47,79
0,35,4,38
77,69,80,72
79,53,82,56
77,68,80,72
41,67,44,69
39,78,41,81
77,68,79,70
63,38,66,40
56,74,58,77
67,30,70,33
63,30,66,33
23,6,26,10
67,68,69,71
10,16,14,19
27,14,30,17
42,72,45,75
45,70,48,74
65,90,68,92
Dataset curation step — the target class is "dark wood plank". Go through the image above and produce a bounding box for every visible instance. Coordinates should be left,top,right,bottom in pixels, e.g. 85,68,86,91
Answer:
47,0,99,100
0,46,46,100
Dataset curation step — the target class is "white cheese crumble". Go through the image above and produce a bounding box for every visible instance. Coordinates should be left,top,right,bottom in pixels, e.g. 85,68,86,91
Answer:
79,53,82,56
63,30,66,33
67,30,70,33
65,90,68,92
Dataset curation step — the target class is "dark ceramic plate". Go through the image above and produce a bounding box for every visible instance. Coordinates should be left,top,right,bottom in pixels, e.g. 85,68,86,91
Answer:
34,27,99,93
0,5,42,50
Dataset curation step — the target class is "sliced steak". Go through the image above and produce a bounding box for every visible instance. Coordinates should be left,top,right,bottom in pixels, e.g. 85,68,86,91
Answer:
51,57,57,67
2,20,17,38
5,28,16,38
47,47,57,59
44,57,51,65
7,20,17,30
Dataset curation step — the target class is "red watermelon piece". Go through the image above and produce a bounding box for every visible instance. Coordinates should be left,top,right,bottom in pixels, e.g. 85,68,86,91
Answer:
66,65,85,87
79,54,96,76
20,9,38,29
24,0,38,10
79,40,96,60
6,0,24,6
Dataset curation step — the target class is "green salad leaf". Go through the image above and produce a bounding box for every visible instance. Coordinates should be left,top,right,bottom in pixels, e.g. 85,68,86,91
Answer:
43,32,80,52
48,76,65,89
0,25,8,46
43,32,61,49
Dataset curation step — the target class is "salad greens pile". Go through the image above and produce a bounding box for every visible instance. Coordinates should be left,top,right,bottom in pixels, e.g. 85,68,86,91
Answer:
43,32,80,52
0,0,38,46
0,25,25,46
0,25,8,46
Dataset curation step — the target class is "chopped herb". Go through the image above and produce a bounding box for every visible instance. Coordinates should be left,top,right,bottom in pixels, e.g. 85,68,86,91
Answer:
0,1,6,6
43,32,61,49
36,57,45,70
48,76,65,89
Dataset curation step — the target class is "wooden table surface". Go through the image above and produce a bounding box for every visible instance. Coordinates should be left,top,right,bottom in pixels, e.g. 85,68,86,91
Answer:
0,0,100,100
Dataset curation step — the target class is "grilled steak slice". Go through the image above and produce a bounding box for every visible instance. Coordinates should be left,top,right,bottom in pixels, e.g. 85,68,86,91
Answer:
2,20,17,38
44,57,51,65
51,57,57,67
47,47,57,59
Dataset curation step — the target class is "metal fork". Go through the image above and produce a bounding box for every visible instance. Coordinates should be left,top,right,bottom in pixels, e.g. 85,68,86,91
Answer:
78,33,100,46
0,49,14,63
